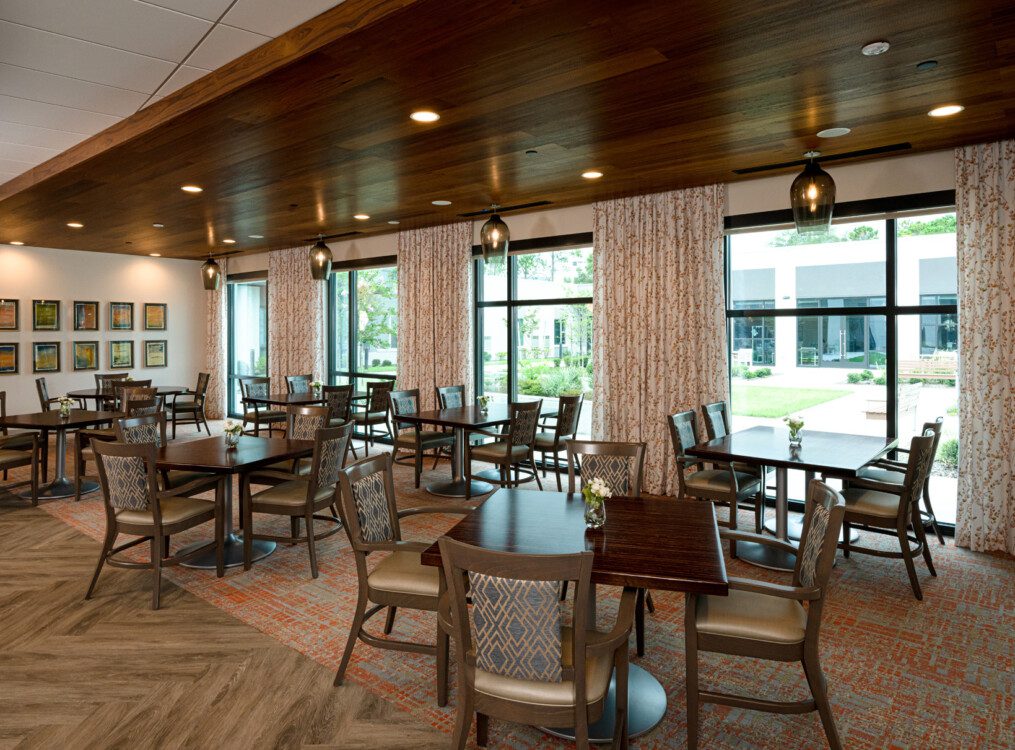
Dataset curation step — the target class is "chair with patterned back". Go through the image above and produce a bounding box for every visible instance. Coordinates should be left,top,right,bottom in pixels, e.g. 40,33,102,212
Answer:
258,405,331,480
169,372,211,438
239,376,286,436
438,537,637,749
120,385,159,416
389,389,454,488
685,480,846,749
436,384,466,409
333,452,471,706
352,380,394,455
667,410,763,558
87,439,224,609
0,391,41,504
94,373,128,409
114,412,220,496
112,380,152,410
831,429,938,600
464,400,544,501
535,393,585,491
701,401,768,533
241,421,351,578
285,374,313,394
322,384,358,460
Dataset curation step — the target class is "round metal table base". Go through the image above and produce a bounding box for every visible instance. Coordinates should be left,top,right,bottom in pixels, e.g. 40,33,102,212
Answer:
733,540,797,572
764,517,858,543
472,469,503,482
20,478,98,500
424,479,494,499
542,664,667,743
179,534,276,569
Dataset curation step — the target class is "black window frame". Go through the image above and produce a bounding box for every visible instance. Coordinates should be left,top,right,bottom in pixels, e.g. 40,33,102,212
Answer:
225,271,269,419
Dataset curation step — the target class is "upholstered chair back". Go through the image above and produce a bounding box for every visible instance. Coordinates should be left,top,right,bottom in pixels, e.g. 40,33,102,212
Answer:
286,374,312,394
389,389,420,434
322,384,353,422
116,412,168,448
193,372,210,401
667,410,699,458
554,394,584,439
436,384,465,409
92,439,159,513
337,453,399,548
565,439,645,497
287,405,330,441
366,380,395,413
509,400,542,447
241,377,271,401
701,401,730,440
309,422,353,493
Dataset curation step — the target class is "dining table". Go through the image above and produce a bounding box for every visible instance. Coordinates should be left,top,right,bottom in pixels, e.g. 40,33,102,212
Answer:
156,434,315,569
244,390,369,407
686,425,896,571
421,488,728,741
68,385,189,403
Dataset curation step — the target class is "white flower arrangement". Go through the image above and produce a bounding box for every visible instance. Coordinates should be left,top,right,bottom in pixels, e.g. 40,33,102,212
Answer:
581,476,611,528
477,395,490,411
223,420,243,436
783,415,805,441
57,395,75,407
311,380,323,389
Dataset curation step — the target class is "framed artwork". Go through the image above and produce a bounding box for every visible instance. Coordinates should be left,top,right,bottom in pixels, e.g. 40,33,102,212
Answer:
144,339,167,367
0,343,17,374
73,341,100,371
32,300,60,331
74,301,99,331
109,302,134,331
143,303,167,331
32,342,60,373
0,299,18,331
109,340,134,369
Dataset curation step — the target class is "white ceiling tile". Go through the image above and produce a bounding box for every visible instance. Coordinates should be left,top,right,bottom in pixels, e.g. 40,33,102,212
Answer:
140,94,166,110
223,0,342,37
0,141,60,164
0,157,39,174
0,171,22,183
0,0,212,63
0,20,176,93
0,121,85,151
0,63,148,117
154,65,210,98
184,23,270,71
140,0,234,22
0,95,120,134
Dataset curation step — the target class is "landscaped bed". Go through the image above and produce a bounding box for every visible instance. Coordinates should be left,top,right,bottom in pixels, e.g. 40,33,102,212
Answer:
731,384,851,418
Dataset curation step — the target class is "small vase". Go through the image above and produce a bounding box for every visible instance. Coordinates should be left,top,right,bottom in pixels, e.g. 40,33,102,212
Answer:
225,432,240,448
584,499,606,529
789,433,802,449
59,403,71,418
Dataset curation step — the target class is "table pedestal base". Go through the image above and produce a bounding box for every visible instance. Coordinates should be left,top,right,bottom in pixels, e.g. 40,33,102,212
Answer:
764,517,858,543
20,477,99,500
179,533,275,570
733,540,797,571
425,479,493,498
542,664,667,743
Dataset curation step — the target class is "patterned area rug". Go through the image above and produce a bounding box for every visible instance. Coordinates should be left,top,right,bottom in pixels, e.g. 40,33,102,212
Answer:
20,447,1015,749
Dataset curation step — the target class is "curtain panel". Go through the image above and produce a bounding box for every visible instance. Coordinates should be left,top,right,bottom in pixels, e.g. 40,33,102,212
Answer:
592,186,729,496
954,140,1015,555
267,246,327,389
396,222,473,412
204,257,228,419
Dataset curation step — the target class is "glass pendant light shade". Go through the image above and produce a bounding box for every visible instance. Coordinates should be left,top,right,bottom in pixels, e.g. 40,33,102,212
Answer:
201,256,222,290
480,212,509,263
309,238,333,280
791,160,836,233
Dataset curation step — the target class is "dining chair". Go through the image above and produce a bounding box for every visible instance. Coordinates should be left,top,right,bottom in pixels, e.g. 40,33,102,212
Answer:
241,422,351,578
169,372,211,438
333,452,470,708
439,537,637,749
701,400,768,533
831,429,938,600
0,391,40,505
322,384,358,460
115,412,221,495
257,405,332,479
115,383,155,412
388,389,455,488
94,373,127,410
285,374,313,394
239,376,286,436
435,384,466,408
685,480,846,750
352,380,394,455
35,376,78,479
464,400,543,501
74,398,162,503
667,410,763,558
86,439,224,609
536,393,584,491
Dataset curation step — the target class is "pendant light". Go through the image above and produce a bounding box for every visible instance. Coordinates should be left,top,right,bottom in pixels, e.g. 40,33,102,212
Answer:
201,254,222,290
309,235,332,280
790,151,836,233
480,205,509,263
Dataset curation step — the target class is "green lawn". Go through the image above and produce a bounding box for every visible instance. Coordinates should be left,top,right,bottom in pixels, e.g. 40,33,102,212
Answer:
732,384,851,418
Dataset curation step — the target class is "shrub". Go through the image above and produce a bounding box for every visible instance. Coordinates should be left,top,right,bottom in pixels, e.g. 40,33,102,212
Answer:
731,363,749,379
874,373,887,386
483,352,492,362
743,369,759,379
946,404,958,416
371,358,380,367
381,359,392,367
937,438,959,467
753,367,772,378
847,370,875,384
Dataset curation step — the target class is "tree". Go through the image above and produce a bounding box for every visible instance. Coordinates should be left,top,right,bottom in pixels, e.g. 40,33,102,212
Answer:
769,229,844,246
516,253,547,279
898,215,956,236
357,268,398,368
847,225,878,241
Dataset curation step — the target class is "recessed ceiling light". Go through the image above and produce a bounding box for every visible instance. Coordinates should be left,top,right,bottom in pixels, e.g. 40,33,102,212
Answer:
581,170,604,179
928,104,964,117
248,234,264,239
149,253,161,257
152,222,164,228
861,41,890,56
387,220,400,225
817,127,851,138
353,213,370,220
432,200,452,206
67,222,84,228
410,110,440,123
180,185,203,193
10,241,24,245
222,238,236,244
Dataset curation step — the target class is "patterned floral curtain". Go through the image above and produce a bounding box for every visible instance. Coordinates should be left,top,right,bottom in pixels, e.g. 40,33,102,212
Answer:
396,222,472,412
592,186,729,495
954,140,1015,555
267,246,327,388
204,256,228,419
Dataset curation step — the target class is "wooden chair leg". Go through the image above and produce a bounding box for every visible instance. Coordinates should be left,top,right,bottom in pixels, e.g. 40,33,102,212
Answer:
645,589,655,613
436,604,449,707
613,643,630,750
841,519,851,558
414,449,422,489
85,524,115,600
334,589,367,686
450,679,473,750
172,414,178,439
531,452,543,490
922,485,946,545
305,510,319,579
898,520,923,600
476,713,489,747
290,517,300,545
803,653,843,750
913,508,936,577
555,453,563,492
685,593,699,750
151,534,164,610
214,481,225,578
729,500,739,559
383,606,397,635
635,588,646,657
242,477,254,571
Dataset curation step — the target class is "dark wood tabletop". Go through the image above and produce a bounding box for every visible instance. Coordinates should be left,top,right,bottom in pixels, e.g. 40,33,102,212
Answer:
398,403,547,430
0,409,124,430
68,386,189,398
247,390,369,407
156,434,315,473
421,489,729,595
686,425,897,476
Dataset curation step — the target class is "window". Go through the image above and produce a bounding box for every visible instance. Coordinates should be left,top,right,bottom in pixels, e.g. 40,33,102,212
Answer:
475,238,593,437
328,263,398,393
726,203,959,526
227,278,267,416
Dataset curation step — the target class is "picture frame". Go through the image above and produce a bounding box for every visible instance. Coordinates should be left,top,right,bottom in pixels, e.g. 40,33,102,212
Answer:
143,303,167,331
74,300,99,331
32,342,60,373
32,300,60,331
109,340,134,369
109,302,134,331
143,339,167,368
0,299,18,331
0,343,17,374
73,341,100,371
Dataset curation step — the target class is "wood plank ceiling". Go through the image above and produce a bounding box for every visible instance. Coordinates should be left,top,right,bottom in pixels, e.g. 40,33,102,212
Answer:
1,0,1013,259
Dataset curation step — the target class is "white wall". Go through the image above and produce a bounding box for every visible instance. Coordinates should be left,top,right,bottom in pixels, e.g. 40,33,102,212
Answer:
0,244,206,413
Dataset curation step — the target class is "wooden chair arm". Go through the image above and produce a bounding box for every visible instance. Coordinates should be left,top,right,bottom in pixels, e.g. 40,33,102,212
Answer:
719,529,797,554
587,587,638,655
728,577,820,601
0,433,38,451
247,469,303,484
871,458,907,471
397,505,472,519
840,476,903,494
158,475,222,500
360,540,430,554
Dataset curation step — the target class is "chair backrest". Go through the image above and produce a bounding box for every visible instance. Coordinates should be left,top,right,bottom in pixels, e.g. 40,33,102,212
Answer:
286,374,313,394
366,380,395,412
115,412,168,448
35,377,51,410
240,376,271,403
565,439,646,497
701,401,731,440
336,453,400,552
436,384,465,409
95,373,127,397
193,372,210,402
792,480,846,636
92,439,160,516
666,410,699,458
388,388,419,433
439,537,593,694
121,386,159,417
322,384,353,423
114,381,153,409
922,416,945,456
308,422,353,495
899,429,937,511
286,405,330,440
554,393,584,439
509,400,542,447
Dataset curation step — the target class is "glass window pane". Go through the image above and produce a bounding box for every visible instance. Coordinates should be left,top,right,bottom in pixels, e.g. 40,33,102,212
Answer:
478,307,508,402
333,271,350,374
356,267,398,375
515,246,593,300
896,212,957,306
479,255,507,301
229,280,267,414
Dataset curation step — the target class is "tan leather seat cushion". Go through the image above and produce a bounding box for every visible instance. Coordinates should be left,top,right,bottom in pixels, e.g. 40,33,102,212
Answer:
171,399,199,411
165,470,217,488
368,550,440,599
0,449,33,468
856,466,904,485
395,431,453,449
354,410,387,423
264,458,311,476
474,626,613,707
685,469,760,495
471,443,530,462
842,487,901,518
328,418,349,428
696,588,806,644
244,409,285,422
116,496,213,526
533,432,559,450
250,480,332,509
